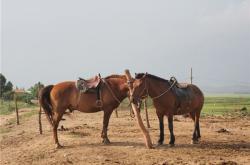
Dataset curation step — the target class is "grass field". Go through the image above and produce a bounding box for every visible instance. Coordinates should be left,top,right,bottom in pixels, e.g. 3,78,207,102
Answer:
121,94,250,116
1,94,249,116
202,94,250,116
0,99,36,115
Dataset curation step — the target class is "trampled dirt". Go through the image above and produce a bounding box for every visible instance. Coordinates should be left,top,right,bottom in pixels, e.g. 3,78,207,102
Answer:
0,108,250,165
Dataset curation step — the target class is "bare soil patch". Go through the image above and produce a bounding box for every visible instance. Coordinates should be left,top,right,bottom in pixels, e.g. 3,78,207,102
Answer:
0,109,250,165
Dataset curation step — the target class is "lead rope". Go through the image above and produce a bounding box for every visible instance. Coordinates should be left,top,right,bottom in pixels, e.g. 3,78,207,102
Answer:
102,78,121,104
151,79,177,100
76,81,82,107
128,98,135,118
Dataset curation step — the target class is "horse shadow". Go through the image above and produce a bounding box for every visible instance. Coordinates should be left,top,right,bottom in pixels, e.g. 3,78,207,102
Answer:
156,141,250,151
62,141,145,149
56,138,250,151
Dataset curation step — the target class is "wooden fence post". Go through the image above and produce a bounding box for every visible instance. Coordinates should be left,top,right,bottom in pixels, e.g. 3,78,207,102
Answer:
124,69,153,149
144,99,150,128
115,109,118,118
38,82,43,134
38,104,43,134
14,93,19,125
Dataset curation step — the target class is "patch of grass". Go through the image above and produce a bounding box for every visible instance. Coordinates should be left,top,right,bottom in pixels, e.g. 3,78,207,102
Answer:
202,95,250,116
68,131,88,138
0,127,11,134
21,109,38,118
119,94,250,117
0,108,38,134
0,99,37,115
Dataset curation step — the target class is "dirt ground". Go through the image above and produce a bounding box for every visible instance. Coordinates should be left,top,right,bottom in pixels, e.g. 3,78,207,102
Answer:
0,108,250,165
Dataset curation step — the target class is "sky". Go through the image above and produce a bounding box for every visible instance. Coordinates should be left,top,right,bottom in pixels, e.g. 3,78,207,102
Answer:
1,0,250,92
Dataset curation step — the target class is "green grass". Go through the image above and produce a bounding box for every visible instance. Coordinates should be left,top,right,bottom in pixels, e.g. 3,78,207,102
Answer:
0,127,11,134
119,94,250,116
0,99,37,115
202,95,250,116
1,94,250,117
0,108,38,134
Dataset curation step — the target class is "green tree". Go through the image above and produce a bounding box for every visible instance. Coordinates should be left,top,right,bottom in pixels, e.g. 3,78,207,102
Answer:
0,73,7,97
2,91,14,100
0,73,13,99
4,81,13,92
28,82,44,99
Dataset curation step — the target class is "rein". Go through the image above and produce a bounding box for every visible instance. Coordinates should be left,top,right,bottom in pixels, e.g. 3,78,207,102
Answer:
137,76,177,101
126,80,136,118
102,78,121,104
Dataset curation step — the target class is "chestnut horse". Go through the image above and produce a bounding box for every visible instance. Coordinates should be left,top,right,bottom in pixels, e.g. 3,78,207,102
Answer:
131,73,204,146
39,75,129,148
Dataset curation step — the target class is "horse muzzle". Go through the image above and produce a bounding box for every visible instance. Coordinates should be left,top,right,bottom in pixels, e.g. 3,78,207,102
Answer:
131,95,142,109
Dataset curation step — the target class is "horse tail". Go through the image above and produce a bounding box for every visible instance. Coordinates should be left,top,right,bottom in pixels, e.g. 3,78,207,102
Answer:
39,85,54,127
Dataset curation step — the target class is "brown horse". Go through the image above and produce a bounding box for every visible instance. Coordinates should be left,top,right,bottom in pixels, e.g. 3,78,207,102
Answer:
39,75,129,148
131,73,204,146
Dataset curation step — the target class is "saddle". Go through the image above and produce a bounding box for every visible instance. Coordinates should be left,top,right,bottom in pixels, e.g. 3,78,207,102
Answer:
76,74,102,107
169,77,193,112
176,83,189,89
170,77,189,89
77,75,101,93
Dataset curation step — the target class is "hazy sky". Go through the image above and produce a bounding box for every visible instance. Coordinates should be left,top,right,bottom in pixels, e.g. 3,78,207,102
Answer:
1,0,250,91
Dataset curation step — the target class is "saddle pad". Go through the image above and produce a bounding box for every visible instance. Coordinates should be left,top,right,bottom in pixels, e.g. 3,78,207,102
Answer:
173,86,193,104
176,83,189,89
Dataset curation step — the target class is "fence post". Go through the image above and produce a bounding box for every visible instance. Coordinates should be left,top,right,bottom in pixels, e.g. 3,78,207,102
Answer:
38,82,43,134
144,99,150,128
115,109,118,118
14,93,19,125
124,69,153,149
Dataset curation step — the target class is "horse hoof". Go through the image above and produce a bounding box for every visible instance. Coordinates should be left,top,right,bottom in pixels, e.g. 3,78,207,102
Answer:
191,140,199,144
102,138,110,144
55,144,63,149
148,145,155,149
169,143,175,147
155,142,163,147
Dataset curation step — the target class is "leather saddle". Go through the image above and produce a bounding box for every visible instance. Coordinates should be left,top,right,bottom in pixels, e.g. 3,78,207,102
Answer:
170,77,189,89
169,77,193,110
77,75,101,93
76,74,103,107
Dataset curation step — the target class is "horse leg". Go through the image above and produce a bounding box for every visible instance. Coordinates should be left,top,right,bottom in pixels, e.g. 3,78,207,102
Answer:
190,111,200,144
52,112,64,149
189,112,198,144
195,111,201,139
156,113,164,146
167,115,175,146
101,110,112,144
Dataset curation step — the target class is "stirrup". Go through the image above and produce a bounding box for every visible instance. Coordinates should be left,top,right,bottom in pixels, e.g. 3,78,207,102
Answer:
96,100,103,107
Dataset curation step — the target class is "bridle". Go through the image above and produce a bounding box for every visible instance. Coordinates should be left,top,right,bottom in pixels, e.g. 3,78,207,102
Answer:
133,74,177,103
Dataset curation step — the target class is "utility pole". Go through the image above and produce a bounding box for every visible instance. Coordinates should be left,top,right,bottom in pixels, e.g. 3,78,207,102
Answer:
190,67,193,84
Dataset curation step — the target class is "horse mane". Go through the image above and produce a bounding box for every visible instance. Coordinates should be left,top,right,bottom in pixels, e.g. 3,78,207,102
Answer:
105,74,126,79
135,73,169,83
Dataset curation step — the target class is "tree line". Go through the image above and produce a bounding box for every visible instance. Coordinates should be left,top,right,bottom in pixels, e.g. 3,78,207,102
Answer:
0,73,44,104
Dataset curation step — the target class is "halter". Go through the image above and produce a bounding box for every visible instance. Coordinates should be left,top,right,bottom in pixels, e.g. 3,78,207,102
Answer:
134,74,177,101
